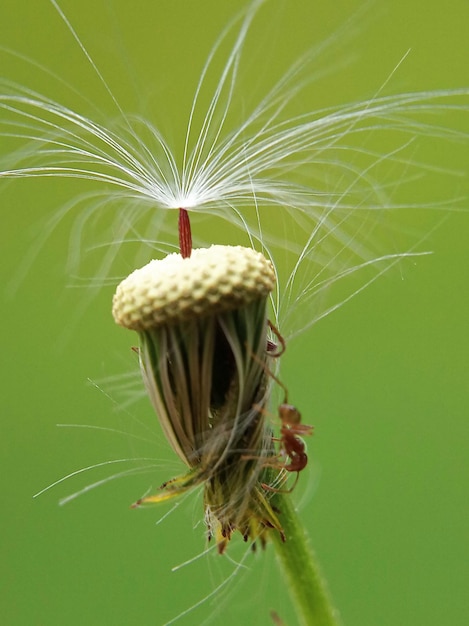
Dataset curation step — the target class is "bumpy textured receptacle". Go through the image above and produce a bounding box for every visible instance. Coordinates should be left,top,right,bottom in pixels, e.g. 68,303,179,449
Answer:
113,245,285,552
112,245,276,329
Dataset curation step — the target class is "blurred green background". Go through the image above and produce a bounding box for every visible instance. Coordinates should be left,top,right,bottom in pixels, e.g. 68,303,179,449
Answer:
1,1,468,625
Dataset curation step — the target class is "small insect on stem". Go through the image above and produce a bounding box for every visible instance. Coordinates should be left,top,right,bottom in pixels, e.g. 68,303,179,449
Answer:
263,375,314,492
245,358,314,493
178,207,192,258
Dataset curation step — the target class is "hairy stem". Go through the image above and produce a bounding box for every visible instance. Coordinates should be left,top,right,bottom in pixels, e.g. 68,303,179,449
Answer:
271,492,340,626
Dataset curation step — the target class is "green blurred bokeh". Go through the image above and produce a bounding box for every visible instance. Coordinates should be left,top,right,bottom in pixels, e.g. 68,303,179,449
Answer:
1,1,468,625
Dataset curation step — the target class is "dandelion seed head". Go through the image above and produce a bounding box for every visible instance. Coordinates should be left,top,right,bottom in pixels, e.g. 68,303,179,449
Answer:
113,243,290,550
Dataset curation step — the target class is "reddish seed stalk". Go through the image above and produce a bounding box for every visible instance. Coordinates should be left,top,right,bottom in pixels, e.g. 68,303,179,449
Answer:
178,208,192,258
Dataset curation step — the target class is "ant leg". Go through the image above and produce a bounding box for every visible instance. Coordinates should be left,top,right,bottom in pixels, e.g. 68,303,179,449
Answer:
267,319,286,357
261,471,300,494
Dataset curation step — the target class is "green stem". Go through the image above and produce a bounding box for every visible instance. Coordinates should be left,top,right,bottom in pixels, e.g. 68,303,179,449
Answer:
271,492,340,626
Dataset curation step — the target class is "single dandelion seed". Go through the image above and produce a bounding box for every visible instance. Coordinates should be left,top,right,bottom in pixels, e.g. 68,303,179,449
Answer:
112,244,289,553
178,207,192,258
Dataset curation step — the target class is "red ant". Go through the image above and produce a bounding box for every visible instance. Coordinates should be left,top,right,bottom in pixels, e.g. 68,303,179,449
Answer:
262,372,313,492
277,402,313,474
247,359,313,492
